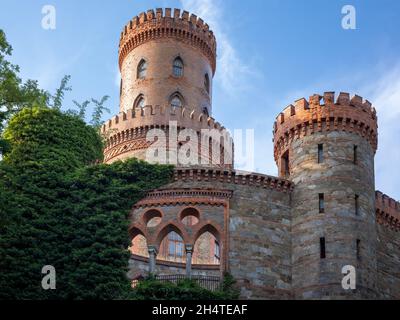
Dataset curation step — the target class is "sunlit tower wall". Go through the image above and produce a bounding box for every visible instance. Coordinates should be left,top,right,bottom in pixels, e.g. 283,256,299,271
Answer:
273,92,378,299
102,8,232,168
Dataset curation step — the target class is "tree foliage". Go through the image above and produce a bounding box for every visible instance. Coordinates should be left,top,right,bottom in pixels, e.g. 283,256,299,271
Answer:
0,29,49,153
51,75,72,110
90,96,110,128
0,28,111,149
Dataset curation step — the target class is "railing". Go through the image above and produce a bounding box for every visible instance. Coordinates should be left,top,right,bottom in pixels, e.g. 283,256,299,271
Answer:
155,274,222,292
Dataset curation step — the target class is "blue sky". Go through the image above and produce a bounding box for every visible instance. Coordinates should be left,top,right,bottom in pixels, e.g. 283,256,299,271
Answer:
1,0,399,199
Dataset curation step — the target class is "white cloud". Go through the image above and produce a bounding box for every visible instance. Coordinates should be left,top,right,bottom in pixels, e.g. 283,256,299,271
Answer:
179,0,257,95
363,65,400,199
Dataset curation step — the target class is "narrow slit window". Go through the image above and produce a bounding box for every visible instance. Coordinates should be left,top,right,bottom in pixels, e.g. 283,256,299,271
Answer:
204,74,210,94
355,194,360,215
356,239,361,260
281,151,290,177
318,144,324,163
353,145,358,164
319,193,325,213
320,237,326,259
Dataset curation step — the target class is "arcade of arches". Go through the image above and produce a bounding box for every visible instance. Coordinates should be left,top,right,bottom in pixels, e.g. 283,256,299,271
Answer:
128,189,231,277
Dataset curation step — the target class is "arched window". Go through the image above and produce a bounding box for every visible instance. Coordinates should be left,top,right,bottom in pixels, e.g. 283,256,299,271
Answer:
134,95,145,108
204,74,210,94
173,57,184,77
130,234,149,257
170,93,183,108
159,231,185,262
167,231,184,261
137,59,147,79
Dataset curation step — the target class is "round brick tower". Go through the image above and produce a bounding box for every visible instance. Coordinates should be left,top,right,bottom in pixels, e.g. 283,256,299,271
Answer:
273,92,378,299
118,8,215,114
103,8,232,167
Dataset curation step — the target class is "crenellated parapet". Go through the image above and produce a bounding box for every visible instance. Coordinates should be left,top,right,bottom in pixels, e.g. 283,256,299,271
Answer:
102,106,232,165
102,105,224,138
119,8,217,74
102,105,226,149
376,191,400,231
273,92,378,163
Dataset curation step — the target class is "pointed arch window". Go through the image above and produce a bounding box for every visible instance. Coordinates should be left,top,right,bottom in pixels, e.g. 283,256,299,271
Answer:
170,93,184,108
204,73,210,94
173,57,184,77
137,59,147,79
167,231,184,260
134,95,145,109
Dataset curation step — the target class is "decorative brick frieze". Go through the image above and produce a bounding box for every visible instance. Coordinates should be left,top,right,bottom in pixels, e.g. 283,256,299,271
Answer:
173,167,294,193
133,188,233,208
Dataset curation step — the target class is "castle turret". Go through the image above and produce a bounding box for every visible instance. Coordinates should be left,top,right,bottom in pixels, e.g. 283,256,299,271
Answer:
103,8,232,168
273,92,378,299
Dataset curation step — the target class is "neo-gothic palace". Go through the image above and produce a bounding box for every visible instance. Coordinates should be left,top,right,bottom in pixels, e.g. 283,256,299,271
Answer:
102,8,400,299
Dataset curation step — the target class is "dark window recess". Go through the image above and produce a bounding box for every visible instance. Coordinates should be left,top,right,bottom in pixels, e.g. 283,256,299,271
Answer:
204,74,210,94
320,237,326,259
281,151,290,177
356,239,361,260
355,195,360,215
318,144,324,163
319,193,325,213
354,145,358,164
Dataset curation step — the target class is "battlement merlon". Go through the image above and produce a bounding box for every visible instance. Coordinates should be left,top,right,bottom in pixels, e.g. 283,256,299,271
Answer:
102,105,224,132
101,105,232,149
272,92,379,162
376,191,400,230
118,8,217,74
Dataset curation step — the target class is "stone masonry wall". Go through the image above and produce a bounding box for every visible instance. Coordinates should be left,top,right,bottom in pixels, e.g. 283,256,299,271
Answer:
289,131,377,299
164,174,293,299
376,224,400,299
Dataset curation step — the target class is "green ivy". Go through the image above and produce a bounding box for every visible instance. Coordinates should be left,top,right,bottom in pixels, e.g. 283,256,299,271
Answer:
0,106,174,299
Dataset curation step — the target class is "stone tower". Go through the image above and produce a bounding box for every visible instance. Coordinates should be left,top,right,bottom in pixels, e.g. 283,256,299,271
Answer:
273,92,379,299
103,8,232,167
